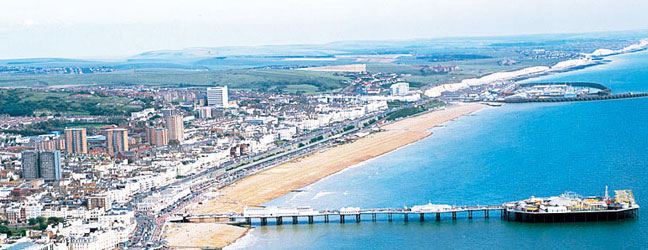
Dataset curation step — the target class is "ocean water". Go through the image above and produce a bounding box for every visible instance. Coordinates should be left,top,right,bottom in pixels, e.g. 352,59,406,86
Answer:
228,50,648,249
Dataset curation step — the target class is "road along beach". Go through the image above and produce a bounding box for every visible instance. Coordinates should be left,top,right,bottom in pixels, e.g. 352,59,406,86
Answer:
164,102,487,249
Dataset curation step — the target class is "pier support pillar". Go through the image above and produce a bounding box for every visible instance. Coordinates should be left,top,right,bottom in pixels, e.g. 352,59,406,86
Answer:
468,211,472,219
420,213,425,222
356,214,361,223
372,213,376,222
404,214,409,222
484,210,489,219
340,215,345,223
260,218,267,226
388,213,392,222
436,213,440,221
245,217,251,225
308,216,314,224
276,217,282,225
452,212,456,220
324,215,329,223
292,216,298,224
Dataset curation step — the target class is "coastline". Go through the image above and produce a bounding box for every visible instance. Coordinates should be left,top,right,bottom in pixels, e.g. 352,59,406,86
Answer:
424,39,648,98
164,102,487,249
163,40,648,249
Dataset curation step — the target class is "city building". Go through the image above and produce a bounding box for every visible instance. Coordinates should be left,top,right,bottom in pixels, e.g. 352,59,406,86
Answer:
166,115,184,143
390,82,410,96
21,150,40,181
207,86,228,107
87,193,112,212
105,128,129,156
198,106,212,119
21,150,62,181
65,128,88,154
146,127,169,146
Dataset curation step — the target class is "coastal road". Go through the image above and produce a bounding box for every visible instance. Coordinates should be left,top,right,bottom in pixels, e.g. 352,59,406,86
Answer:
126,100,432,248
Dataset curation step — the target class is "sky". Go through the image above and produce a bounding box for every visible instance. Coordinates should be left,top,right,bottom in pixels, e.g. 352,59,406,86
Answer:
1,0,648,59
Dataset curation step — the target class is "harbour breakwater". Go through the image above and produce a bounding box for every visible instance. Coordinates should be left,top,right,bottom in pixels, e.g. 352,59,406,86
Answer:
502,92,648,103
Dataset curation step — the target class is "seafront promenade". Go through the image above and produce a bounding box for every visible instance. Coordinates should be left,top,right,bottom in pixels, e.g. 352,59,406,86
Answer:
164,103,487,248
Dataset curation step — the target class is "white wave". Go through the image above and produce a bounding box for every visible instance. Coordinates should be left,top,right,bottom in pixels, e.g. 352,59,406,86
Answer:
224,228,256,250
311,191,335,200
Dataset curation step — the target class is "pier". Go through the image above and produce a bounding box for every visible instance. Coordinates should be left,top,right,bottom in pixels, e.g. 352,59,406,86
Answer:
179,205,507,225
174,189,640,226
178,205,639,225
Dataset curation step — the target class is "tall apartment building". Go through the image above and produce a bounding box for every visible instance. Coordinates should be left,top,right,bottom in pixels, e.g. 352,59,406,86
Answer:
198,106,212,119
207,86,228,107
39,151,62,181
106,128,129,156
166,115,184,142
21,150,62,181
21,151,40,181
389,82,410,96
64,128,88,154
146,127,169,146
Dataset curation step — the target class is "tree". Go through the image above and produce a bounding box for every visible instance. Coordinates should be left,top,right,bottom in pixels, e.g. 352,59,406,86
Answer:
28,218,37,226
35,216,46,225
0,226,10,235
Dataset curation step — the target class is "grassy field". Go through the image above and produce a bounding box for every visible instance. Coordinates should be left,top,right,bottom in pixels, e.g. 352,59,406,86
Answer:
0,69,350,92
386,100,446,121
370,56,563,88
0,89,139,116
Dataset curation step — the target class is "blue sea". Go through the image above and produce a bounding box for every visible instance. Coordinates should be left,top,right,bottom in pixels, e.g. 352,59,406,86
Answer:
228,50,648,249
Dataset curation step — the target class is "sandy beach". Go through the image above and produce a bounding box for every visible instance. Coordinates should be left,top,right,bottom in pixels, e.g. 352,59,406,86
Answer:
165,223,248,250
165,102,487,249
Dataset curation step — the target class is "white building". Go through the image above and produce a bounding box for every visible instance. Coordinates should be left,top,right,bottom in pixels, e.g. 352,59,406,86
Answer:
130,108,155,120
68,229,118,250
390,82,410,96
198,107,212,119
277,127,297,140
137,187,190,213
207,86,228,108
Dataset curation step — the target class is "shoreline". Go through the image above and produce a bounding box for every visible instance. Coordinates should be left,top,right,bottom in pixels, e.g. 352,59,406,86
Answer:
165,103,487,249
424,39,648,98
164,41,648,249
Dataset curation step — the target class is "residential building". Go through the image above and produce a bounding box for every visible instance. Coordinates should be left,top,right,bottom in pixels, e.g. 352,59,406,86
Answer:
39,150,62,181
146,127,169,146
21,150,40,181
390,82,409,96
166,115,184,142
106,128,129,156
198,106,212,119
87,193,112,212
21,150,62,181
65,128,88,154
